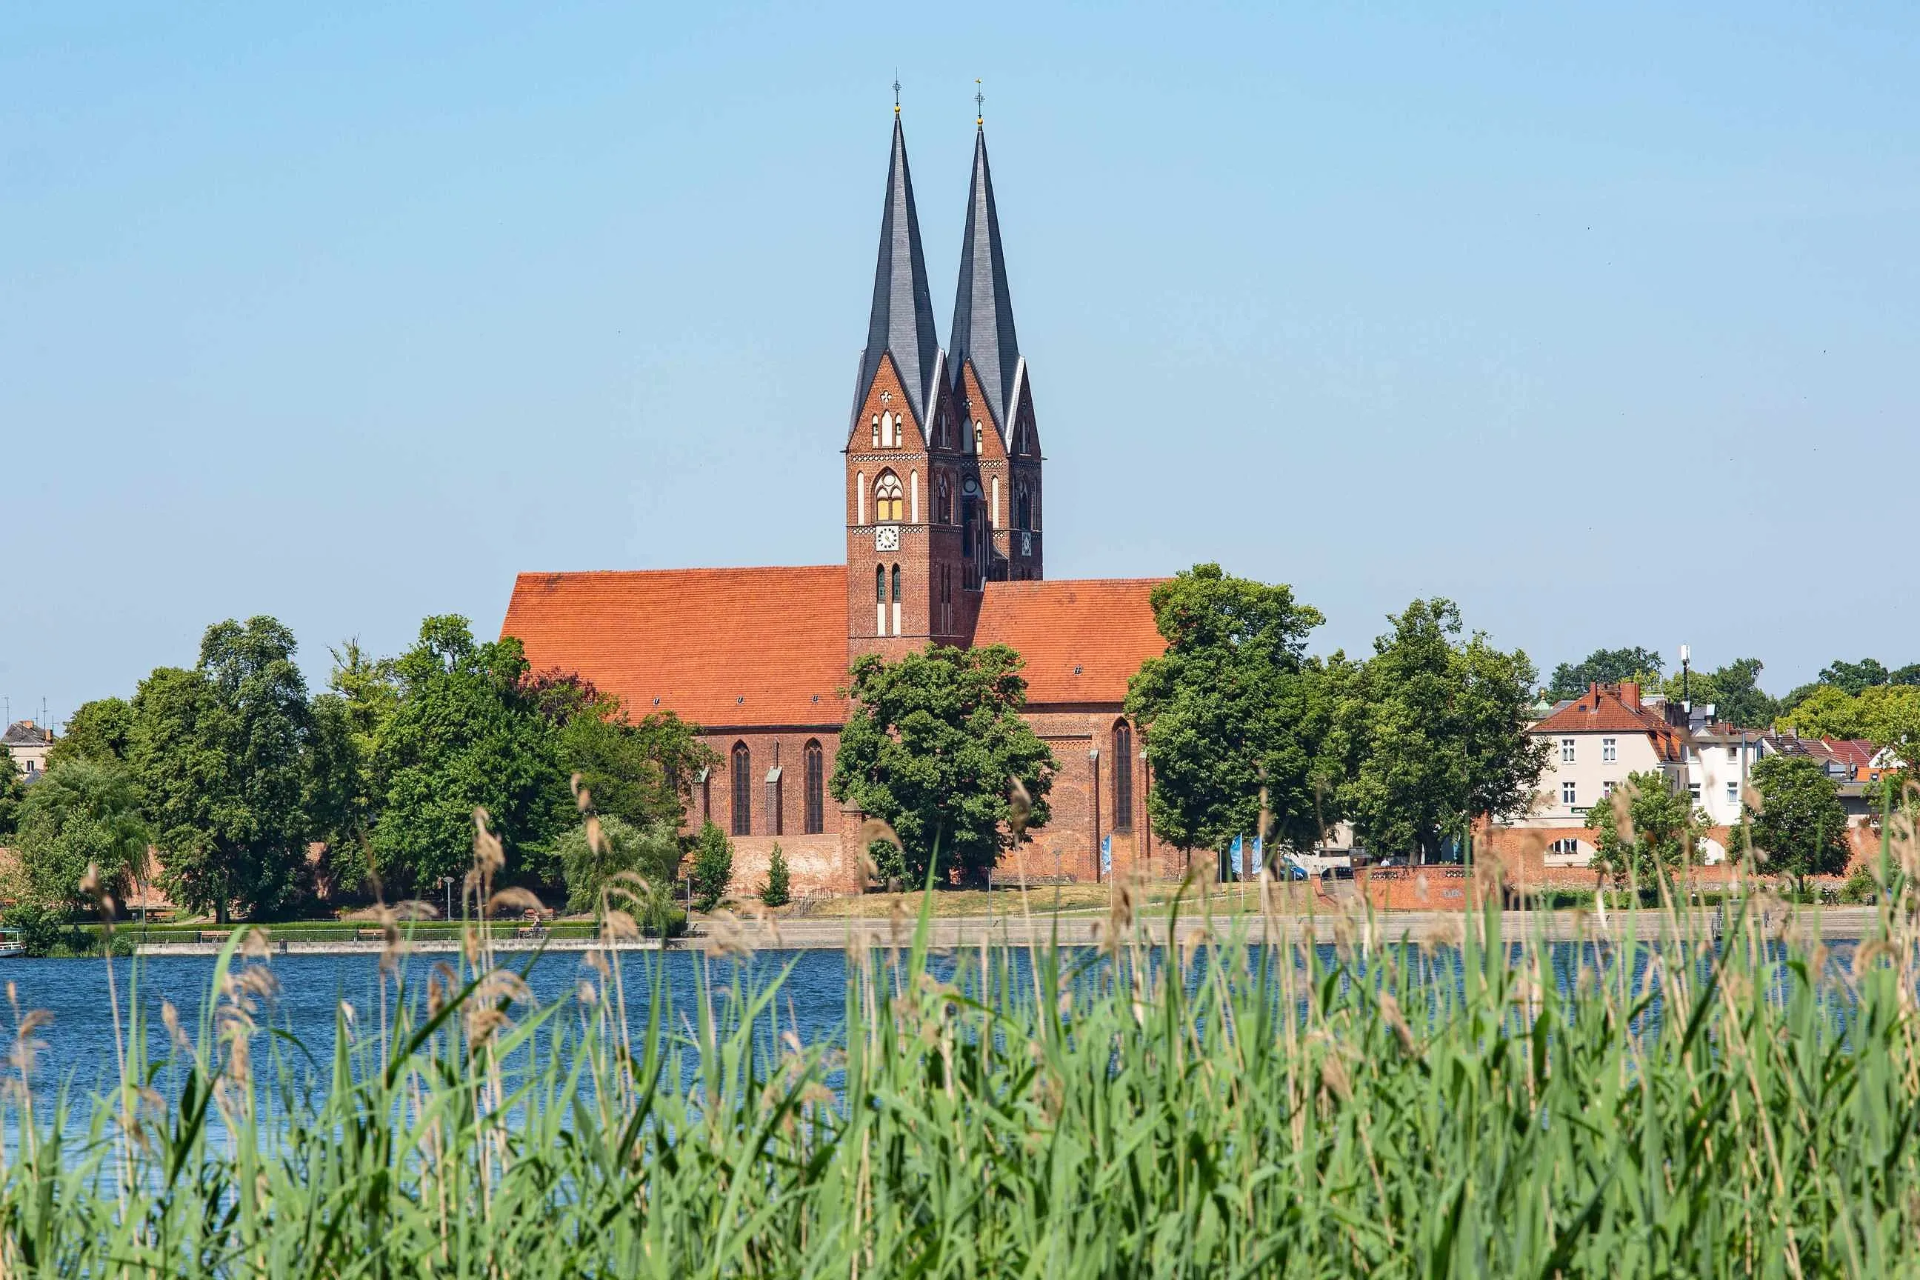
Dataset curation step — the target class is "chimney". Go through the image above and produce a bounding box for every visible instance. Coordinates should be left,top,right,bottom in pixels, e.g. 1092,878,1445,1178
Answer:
1620,681,1640,710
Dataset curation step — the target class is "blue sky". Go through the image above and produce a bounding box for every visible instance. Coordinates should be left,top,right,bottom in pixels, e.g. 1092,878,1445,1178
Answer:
4,1,1916,727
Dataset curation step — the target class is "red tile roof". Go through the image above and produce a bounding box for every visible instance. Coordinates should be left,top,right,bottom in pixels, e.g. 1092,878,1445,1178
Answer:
501,567,850,729
1531,683,1684,762
975,578,1168,706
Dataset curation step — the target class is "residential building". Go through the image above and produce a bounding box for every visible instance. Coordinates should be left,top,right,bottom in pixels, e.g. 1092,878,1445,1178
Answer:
1,720,53,782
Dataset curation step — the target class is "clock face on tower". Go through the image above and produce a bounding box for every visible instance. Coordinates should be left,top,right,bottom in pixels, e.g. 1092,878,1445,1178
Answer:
874,525,900,552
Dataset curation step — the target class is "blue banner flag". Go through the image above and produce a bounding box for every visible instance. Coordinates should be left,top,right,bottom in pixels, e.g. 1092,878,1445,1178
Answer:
1100,834,1112,878
1251,836,1264,877
1229,834,1244,877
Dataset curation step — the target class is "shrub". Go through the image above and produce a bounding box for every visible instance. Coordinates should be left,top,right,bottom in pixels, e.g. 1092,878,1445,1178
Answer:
691,821,733,912
556,814,681,915
761,842,791,908
2,900,66,957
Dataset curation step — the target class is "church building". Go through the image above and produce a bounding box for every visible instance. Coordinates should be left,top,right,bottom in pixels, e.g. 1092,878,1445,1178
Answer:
501,109,1174,895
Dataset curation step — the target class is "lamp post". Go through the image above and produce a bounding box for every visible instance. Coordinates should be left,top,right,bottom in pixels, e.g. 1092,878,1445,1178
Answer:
441,876,454,925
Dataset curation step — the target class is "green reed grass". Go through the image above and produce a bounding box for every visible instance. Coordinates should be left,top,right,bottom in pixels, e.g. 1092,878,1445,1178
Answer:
7,812,1920,1278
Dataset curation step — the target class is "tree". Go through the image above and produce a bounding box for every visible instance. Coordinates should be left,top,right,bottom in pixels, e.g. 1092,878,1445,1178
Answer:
1546,647,1665,700
1662,657,1776,728
1781,684,1920,756
1335,599,1550,863
371,617,570,897
831,645,1056,886
1586,771,1702,892
1125,564,1341,857
691,821,733,911
304,640,403,901
529,671,713,833
131,619,318,921
555,813,682,929
46,697,134,769
0,749,23,840
762,842,791,908
1820,658,1893,696
1747,754,1851,892
9,759,149,911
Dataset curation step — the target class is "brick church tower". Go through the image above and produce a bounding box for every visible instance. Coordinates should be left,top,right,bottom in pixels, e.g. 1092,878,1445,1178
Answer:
845,109,1041,664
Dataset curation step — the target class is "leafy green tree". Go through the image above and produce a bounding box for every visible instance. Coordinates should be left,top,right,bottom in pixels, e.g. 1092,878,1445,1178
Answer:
555,813,682,925
0,749,23,839
9,759,149,911
132,618,318,922
1663,658,1776,728
46,697,134,768
761,842,791,908
1747,754,1851,893
304,640,403,901
1586,771,1702,891
1546,647,1665,700
1335,599,1550,864
831,645,1056,886
371,617,570,897
1125,565,1342,857
528,671,713,832
1820,658,1893,696
691,821,733,911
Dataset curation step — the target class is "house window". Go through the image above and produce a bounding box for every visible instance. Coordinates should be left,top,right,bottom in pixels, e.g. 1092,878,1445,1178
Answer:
1561,738,1576,764
1112,721,1134,832
1549,838,1582,855
1602,781,1615,798
730,743,752,836
874,472,903,523
1727,744,1739,762
1602,737,1616,763
1688,783,1702,802
1726,780,1738,805
1561,781,1577,806
804,740,825,835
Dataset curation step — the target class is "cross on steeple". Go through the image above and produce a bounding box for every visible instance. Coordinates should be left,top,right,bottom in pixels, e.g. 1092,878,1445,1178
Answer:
975,79,984,126
893,74,901,114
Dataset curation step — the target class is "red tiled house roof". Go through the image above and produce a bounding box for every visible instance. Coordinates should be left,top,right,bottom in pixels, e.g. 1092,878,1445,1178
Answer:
975,578,1168,705
1531,683,1684,762
501,567,850,729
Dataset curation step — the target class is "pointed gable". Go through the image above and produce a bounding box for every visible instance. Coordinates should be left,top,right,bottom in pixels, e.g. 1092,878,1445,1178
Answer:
855,114,942,432
950,125,1023,436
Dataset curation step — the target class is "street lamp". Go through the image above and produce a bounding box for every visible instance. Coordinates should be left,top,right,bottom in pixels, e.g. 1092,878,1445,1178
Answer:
441,876,454,925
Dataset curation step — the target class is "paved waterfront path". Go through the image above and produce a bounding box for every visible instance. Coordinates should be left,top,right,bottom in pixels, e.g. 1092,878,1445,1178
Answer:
134,904,1884,956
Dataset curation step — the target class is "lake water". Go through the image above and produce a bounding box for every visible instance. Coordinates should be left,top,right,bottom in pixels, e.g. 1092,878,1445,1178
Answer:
0,949,861,1105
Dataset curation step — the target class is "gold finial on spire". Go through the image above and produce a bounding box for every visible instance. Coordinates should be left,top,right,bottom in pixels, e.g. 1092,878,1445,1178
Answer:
893,74,901,115
975,79,984,127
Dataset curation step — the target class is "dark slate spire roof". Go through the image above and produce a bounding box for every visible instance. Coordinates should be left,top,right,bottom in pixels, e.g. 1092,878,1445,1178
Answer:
855,115,942,428
950,124,1021,432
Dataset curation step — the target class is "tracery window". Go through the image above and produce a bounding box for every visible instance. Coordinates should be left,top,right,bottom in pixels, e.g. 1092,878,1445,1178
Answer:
731,742,752,836
874,472,903,523
1112,721,1134,832
804,740,825,835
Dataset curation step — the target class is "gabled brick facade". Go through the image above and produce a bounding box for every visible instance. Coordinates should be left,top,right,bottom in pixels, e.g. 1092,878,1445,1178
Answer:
501,113,1181,896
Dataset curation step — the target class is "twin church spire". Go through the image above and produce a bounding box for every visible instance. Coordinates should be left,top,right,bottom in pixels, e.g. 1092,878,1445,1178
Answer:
854,110,1023,436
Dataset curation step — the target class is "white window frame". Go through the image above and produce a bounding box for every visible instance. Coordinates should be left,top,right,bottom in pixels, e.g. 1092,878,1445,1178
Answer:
1561,738,1576,764
1561,781,1577,806
1602,737,1617,763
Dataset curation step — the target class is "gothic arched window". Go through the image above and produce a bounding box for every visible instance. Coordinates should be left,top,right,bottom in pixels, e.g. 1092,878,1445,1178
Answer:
730,742,752,837
875,565,887,635
937,475,951,524
874,472,903,523
804,739,825,834
1112,721,1134,833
